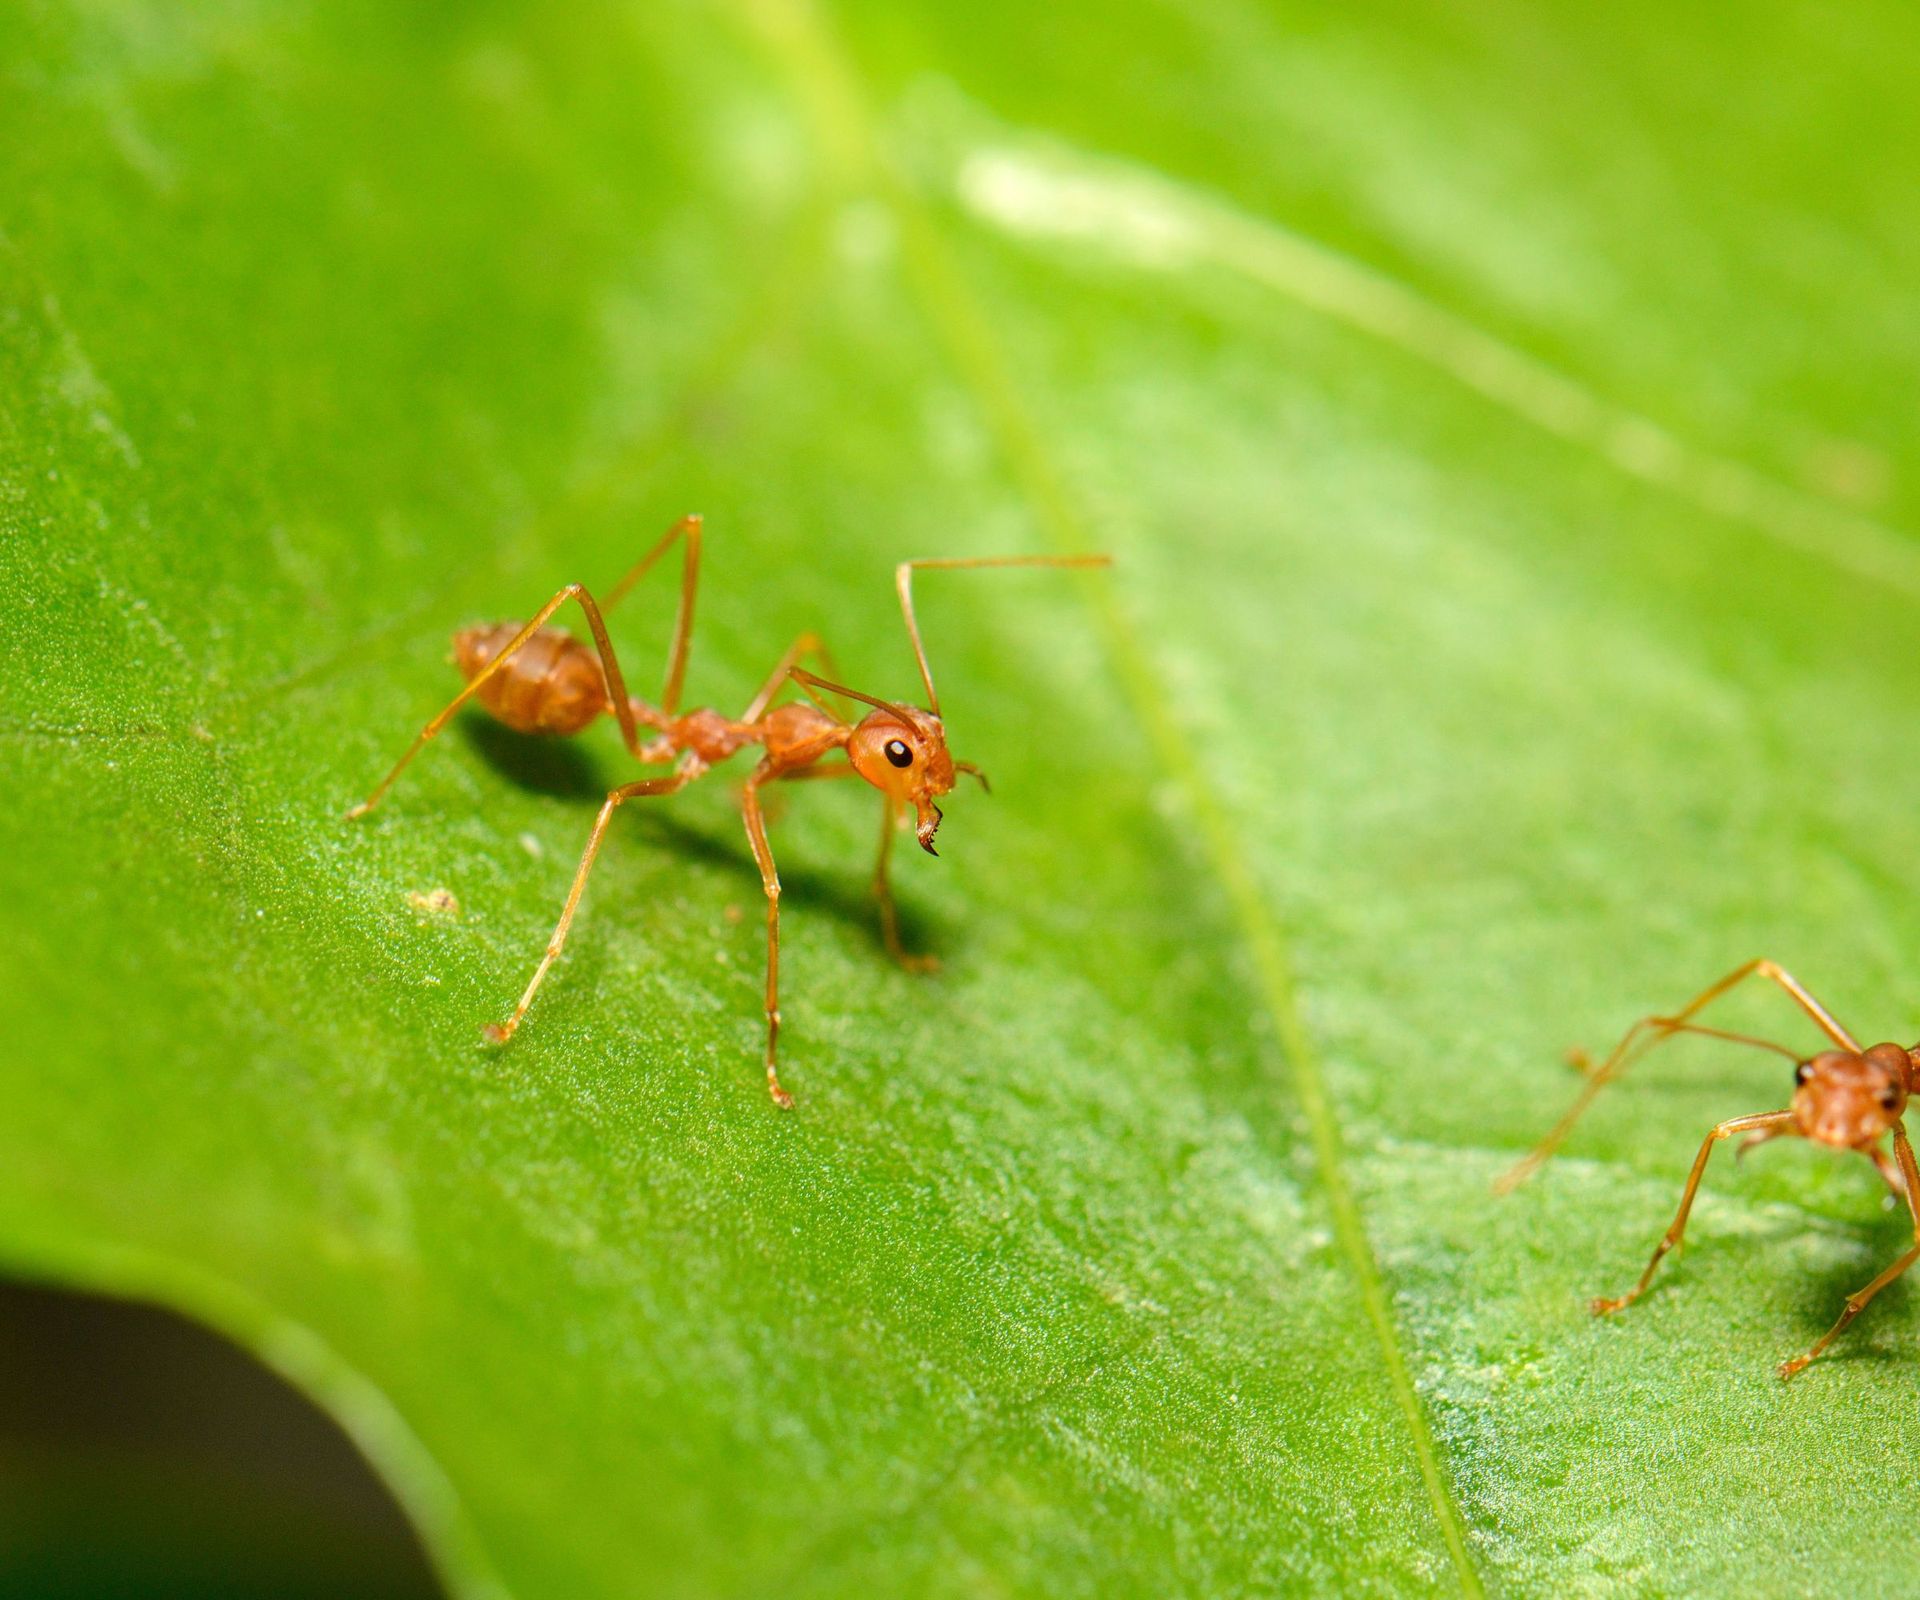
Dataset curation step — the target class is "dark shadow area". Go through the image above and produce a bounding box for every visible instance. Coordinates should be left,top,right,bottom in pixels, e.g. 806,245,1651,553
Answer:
0,1278,448,1600
460,712,610,802
626,804,951,967
1784,1205,1919,1370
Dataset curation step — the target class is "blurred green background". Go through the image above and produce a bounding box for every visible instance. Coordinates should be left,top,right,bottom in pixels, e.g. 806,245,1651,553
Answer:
5,0,1920,1594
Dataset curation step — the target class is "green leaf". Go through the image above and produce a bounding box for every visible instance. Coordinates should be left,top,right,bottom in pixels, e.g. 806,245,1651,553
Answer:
5,1,1919,1593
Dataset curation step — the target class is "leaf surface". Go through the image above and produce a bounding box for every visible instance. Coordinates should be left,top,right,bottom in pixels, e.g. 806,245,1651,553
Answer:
5,2,1919,1594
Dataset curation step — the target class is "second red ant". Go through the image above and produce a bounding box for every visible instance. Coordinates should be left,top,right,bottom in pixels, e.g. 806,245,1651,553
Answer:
1498,958,1920,1378
349,515,1108,1107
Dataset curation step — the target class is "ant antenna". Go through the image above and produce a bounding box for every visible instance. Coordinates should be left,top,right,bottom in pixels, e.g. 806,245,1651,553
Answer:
789,667,921,727
896,554,1112,717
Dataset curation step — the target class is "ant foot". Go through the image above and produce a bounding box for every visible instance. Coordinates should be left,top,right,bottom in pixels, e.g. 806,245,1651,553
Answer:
897,952,942,975
1565,1045,1597,1078
765,1062,795,1109
344,802,372,822
481,1020,517,1047
1777,1354,1811,1381
1590,1294,1631,1316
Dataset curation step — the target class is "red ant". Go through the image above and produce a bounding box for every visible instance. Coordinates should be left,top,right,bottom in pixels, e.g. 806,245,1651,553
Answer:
1497,959,1920,1378
348,515,1107,1107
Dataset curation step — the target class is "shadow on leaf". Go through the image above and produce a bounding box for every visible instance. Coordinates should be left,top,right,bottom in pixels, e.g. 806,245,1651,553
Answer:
460,714,611,803
626,806,952,967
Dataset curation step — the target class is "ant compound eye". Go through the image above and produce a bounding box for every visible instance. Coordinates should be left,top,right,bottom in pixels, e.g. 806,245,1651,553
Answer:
1883,1088,1903,1112
1795,1061,1814,1087
884,738,913,769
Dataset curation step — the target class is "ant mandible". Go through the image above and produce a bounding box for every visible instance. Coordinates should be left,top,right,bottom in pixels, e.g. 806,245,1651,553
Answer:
348,514,1108,1107
1496,958,1920,1378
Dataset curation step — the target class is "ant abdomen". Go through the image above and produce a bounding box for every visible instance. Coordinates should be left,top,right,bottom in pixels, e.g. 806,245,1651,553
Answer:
453,622,608,736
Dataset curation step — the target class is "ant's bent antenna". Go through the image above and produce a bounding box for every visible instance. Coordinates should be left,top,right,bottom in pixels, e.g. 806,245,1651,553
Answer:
789,667,920,727
896,554,1112,716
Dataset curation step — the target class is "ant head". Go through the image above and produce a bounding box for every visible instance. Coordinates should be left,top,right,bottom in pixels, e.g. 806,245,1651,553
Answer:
791,668,990,856
847,705,957,854
788,553,1110,854
1792,1044,1911,1148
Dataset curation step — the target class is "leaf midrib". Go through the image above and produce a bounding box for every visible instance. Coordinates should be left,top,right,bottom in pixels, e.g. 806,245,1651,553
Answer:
744,2,1486,1591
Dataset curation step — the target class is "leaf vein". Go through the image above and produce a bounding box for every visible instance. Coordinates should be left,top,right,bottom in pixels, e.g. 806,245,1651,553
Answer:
746,3,1485,1590
953,135,1920,599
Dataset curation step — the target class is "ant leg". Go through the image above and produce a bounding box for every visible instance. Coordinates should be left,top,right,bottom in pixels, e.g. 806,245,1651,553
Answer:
1897,1122,1920,1236
1592,1109,1795,1316
1781,1120,1920,1378
603,513,702,715
1568,1021,1791,1080
1779,1243,1920,1379
741,632,846,723
1495,959,1858,1193
740,768,794,1108
874,796,939,974
349,581,652,817
1869,1143,1908,1199
482,769,696,1045
1500,1018,1799,1193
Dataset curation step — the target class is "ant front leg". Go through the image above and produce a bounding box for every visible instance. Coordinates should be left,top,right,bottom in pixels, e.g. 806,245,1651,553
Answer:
1869,1142,1909,1199
1780,1120,1920,1379
1592,1109,1795,1316
483,768,697,1045
1497,959,1859,1194
740,766,794,1108
874,795,938,974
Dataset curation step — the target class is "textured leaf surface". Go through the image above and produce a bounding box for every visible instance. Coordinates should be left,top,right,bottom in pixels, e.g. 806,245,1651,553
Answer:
5,2,1920,1594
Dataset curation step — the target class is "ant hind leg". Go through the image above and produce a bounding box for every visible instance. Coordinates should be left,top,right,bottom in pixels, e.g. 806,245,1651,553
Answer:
603,513,703,715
